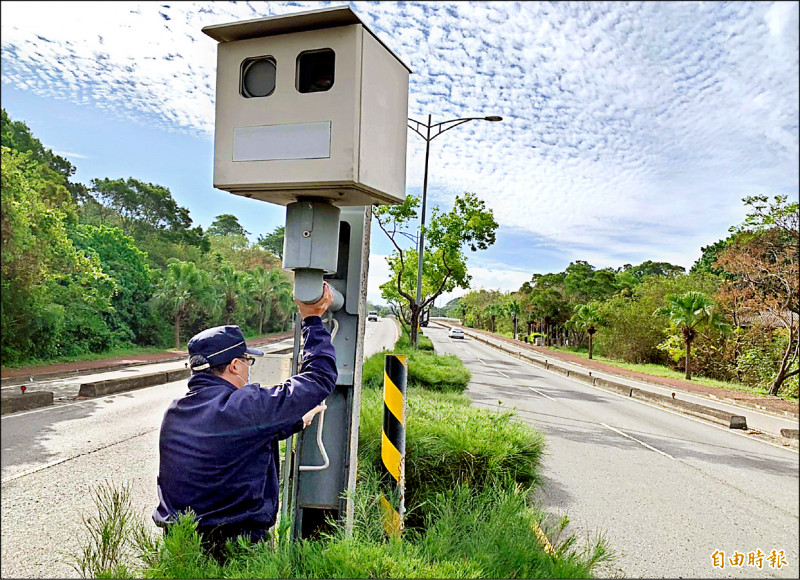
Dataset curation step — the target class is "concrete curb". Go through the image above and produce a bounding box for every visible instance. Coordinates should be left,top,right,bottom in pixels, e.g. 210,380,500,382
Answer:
1,342,294,415
1,334,293,388
1,391,54,414
445,324,750,431
780,429,799,440
77,369,191,398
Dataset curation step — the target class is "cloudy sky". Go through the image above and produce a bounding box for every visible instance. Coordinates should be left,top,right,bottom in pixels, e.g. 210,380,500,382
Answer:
2,1,798,305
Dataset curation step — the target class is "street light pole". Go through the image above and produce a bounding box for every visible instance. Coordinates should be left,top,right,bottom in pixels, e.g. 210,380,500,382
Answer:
407,114,503,339
416,114,432,317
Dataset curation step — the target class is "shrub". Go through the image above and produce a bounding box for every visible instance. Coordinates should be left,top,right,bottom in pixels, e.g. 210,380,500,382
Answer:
361,348,471,393
358,387,545,522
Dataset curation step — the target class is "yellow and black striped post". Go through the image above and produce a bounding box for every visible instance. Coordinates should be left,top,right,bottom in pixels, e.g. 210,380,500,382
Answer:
380,354,407,539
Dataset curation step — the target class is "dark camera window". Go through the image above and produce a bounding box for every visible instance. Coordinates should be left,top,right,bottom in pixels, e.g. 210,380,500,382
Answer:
297,49,335,93
240,56,276,98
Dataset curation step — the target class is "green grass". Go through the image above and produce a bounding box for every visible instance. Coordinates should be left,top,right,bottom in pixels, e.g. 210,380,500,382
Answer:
548,346,788,398
358,387,545,526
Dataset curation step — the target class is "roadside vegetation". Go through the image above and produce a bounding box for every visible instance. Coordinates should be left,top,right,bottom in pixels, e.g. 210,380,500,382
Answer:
2,109,294,368
70,326,610,579
454,196,799,399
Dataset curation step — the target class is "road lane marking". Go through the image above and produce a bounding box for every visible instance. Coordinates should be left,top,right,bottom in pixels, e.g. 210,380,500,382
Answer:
529,387,557,401
1,427,158,484
462,335,799,455
496,370,510,378
601,423,676,460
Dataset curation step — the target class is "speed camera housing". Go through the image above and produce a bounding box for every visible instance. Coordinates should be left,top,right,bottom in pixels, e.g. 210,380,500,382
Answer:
202,6,411,206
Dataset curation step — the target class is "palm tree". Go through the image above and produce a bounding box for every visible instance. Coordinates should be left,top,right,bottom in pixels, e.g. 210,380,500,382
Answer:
569,304,602,359
245,267,293,335
505,298,522,340
153,259,212,349
654,291,727,380
216,265,246,325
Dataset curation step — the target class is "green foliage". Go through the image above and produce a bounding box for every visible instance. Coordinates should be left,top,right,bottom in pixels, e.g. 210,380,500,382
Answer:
256,225,285,259
85,177,208,269
152,259,217,348
375,192,498,344
593,273,720,364
1,145,115,363
359,386,544,518
70,224,154,344
69,480,158,579
207,214,249,237
736,328,799,398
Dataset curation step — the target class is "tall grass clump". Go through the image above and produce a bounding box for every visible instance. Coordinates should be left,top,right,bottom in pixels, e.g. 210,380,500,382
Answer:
358,386,544,526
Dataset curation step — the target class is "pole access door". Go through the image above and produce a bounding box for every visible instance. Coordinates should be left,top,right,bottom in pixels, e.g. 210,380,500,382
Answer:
290,206,370,538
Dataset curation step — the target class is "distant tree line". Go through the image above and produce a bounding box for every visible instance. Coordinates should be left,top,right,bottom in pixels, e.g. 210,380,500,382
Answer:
1,109,293,365
455,196,799,398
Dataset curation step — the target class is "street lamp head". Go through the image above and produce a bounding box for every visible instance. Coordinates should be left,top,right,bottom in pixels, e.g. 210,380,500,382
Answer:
484,116,503,122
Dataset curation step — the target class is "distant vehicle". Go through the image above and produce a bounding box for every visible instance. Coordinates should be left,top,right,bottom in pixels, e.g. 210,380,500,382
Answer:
367,311,378,322
421,319,429,327
448,327,465,339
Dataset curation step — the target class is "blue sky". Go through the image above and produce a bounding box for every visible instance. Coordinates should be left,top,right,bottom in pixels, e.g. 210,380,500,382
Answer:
2,1,798,306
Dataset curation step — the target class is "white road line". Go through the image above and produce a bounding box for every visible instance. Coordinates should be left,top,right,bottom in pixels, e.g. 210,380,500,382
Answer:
2,428,157,484
529,387,556,401
464,334,799,455
601,422,676,460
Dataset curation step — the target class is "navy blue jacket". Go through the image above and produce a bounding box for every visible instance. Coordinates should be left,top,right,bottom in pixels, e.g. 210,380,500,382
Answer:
153,316,337,529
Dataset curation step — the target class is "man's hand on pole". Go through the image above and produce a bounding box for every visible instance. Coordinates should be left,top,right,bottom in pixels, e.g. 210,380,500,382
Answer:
295,281,334,319
302,403,327,428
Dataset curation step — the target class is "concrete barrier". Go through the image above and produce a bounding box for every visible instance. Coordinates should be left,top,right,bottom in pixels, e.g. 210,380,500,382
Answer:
1,391,54,414
780,429,799,440
166,368,191,383
78,372,169,398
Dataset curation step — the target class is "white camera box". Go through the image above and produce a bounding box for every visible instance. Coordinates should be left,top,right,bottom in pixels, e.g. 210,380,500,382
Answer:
203,6,411,206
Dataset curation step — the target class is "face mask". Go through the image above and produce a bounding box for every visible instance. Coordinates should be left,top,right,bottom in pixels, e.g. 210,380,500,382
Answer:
233,358,250,387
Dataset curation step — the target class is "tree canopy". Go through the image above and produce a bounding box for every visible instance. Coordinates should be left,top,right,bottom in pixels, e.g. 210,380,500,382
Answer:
374,192,498,345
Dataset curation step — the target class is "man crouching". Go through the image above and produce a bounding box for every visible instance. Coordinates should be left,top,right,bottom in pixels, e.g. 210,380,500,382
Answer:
153,283,336,559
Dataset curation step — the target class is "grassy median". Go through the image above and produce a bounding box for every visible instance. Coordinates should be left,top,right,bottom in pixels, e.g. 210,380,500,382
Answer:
70,328,609,578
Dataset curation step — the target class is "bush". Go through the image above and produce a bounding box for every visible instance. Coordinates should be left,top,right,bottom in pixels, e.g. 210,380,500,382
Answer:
358,387,545,522
361,349,471,393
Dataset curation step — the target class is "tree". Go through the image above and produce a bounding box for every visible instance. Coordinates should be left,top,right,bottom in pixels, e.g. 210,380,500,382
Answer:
208,214,250,238
70,224,153,344
654,291,727,380
714,195,799,395
1,146,114,362
569,304,602,359
1,108,89,203
152,259,214,348
245,266,293,335
215,265,246,325
503,297,522,339
375,192,498,346
257,225,285,259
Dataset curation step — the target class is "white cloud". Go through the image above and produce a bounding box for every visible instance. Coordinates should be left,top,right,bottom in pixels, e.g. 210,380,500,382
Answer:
2,1,797,276
53,150,88,159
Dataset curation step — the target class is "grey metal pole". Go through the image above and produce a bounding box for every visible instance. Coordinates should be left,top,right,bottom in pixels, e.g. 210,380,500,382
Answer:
414,114,432,316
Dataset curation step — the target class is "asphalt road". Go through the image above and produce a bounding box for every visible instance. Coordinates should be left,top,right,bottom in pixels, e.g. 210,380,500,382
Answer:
0,317,398,579
426,325,799,579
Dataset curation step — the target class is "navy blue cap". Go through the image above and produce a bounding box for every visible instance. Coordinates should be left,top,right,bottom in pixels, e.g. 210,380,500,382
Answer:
187,325,264,371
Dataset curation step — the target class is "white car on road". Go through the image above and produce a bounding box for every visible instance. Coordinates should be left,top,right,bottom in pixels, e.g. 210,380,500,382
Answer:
448,327,465,339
